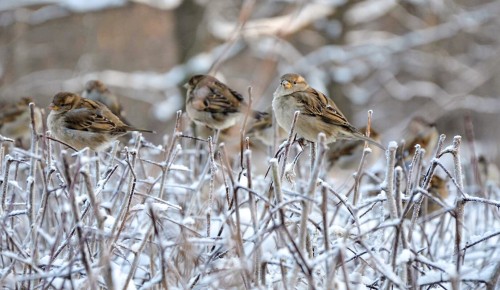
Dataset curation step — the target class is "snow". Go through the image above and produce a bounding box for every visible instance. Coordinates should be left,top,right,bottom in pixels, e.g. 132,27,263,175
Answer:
388,141,398,150
396,249,413,265
112,264,137,290
132,0,182,10
169,164,191,172
60,0,126,12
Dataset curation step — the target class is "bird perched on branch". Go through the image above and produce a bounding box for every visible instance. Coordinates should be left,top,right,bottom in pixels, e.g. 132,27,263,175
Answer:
0,97,42,148
47,92,153,151
272,73,384,149
247,107,287,147
326,127,381,170
401,116,439,161
82,80,127,122
184,74,252,131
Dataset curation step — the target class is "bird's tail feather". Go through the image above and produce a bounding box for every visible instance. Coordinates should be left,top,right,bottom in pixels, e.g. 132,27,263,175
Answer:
354,132,385,150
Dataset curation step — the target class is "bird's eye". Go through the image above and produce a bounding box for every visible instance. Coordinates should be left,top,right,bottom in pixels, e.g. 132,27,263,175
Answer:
293,81,296,84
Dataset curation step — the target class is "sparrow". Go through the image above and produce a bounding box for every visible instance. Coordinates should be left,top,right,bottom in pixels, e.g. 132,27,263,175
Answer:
247,107,287,146
47,92,153,151
478,155,500,187
184,74,250,131
326,127,381,170
401,116,439,161
272,73,384,149
82,80,126,120
404,175,449,218
0,97,42,148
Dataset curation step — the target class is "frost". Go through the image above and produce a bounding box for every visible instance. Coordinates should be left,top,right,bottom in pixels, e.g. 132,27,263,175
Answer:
112,264,137,290
330,225,351,238
182,217,195,226
7,180,21,190
238,174,249,188
388,141,398,150
168,164,190,172
132,0,182,10
396,249,413,265
61,0,126,12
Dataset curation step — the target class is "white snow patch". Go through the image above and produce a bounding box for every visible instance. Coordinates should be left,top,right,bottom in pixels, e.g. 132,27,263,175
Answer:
396,249,413,265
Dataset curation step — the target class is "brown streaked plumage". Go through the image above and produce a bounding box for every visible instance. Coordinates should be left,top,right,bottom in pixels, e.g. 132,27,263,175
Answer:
82,80,126,120
247,107,287,146
184,74,249,130
47,92,153,151
403,175,449,218
0,97,42,147
403,116,439,160
272,73,384,149
326,127,381,170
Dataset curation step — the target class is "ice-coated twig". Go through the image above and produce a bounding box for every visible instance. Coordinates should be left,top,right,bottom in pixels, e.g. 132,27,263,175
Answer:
111,149,138,244
219,143,236,209
244,147,261,284
27,103,39,227
239,86,253,168
159,110,183,200
121,202,155,290
280,111,300,182
407,149,425,243
1,155,14,214
298,133,327,254
353,110,375,205
382,141,398,219
80,170,113,289
451,136,465,290
206,136,214,243
394,166,403,218
68,159,97,289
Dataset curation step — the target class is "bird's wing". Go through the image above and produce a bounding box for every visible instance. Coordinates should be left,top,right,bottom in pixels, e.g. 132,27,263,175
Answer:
0,105,26,127
63,108,121,133
247,110,272,133
190,81,244,114
290,88,354,128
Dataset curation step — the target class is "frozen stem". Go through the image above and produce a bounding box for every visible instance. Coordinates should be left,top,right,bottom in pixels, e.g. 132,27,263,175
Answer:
280,111,300,182
245,148,261,284
452,136,465,290
382,142,398,219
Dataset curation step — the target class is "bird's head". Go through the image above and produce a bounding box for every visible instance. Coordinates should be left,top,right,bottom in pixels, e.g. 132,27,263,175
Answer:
49,92,81,112
84,80,107,93
183,74,215,90
279,73,309,93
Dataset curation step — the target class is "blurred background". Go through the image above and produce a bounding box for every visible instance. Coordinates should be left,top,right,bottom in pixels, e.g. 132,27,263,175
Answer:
1,0,499,166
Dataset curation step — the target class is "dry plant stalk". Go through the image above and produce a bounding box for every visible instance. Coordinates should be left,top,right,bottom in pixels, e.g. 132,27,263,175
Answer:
1,106,499,290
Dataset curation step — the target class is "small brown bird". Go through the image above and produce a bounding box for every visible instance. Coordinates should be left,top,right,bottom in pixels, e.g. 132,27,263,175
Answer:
326,127,381,170
478,155,500,187
82,80,126,120
394,117,439,193
184,75,250,131
404,175,449,218
247,108,287,146
272,73,384,149
0,97,42,148
402,116,439,160
47,92,153,151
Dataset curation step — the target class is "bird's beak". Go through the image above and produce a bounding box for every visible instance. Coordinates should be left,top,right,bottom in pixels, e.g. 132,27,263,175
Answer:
281,80,292,90
48,103,57,110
